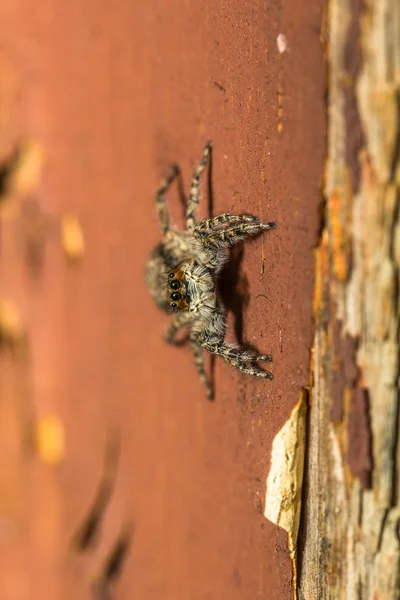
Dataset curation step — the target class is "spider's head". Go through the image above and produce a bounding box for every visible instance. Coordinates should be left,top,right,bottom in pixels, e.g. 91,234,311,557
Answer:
167,260,216,316
167,267,190,311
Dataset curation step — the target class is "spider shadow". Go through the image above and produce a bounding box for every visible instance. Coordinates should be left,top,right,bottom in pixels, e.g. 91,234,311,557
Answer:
207,151,264,360
205,142,249,354
218,244,248,347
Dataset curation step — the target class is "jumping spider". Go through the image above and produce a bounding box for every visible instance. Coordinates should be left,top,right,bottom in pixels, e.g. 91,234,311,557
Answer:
145,141,275,400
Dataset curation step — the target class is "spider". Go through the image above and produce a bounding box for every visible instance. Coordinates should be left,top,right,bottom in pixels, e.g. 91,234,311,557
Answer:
145,141,275,400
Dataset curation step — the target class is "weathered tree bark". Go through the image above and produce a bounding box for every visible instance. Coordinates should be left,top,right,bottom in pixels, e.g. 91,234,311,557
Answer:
0,1,324,598
297,0,400,597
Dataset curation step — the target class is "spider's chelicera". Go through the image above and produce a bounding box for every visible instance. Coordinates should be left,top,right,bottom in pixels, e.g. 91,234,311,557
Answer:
145,141,275,400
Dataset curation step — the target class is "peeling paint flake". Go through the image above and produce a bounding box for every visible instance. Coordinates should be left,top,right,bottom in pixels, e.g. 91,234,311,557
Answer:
264,389,307,594
277,34,288,54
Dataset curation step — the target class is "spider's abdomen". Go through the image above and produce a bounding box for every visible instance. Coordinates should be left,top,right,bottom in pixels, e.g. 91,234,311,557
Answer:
144,244,175,313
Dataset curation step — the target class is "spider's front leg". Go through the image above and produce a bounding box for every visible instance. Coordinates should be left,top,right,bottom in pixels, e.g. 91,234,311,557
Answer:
197,217,276,247
200,341,274,380
186,140,212,232
156,164,179,235
195,213,262,231
164,311,193,346
190,341,213,400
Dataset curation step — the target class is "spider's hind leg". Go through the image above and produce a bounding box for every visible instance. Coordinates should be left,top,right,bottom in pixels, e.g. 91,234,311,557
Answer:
186,140,212,232
156,164,180,235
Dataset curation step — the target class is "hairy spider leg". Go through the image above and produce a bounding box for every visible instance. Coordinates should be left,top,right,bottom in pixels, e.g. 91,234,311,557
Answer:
156,164,180,235
201,343,272,364
164,311,194,345
190,341,213,400
202,220,276,247
200,342,274,379
186,140,212,232
195,213,262,231
229,348,273,362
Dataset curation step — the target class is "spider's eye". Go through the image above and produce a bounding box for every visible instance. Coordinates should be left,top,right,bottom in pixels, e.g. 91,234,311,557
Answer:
171,302,177,308
169,272,175,279
171,291,182,302
170,279,180,290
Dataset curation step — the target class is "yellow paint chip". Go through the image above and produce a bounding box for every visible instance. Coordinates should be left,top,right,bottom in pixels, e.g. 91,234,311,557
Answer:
264,390,308,597
0,299,24,342
61,215,85,260
11,141,44,196
36,415,65,465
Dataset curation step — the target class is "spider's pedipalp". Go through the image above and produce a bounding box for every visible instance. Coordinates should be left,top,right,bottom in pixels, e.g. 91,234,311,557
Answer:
191,341,213,400
164,311,193,345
